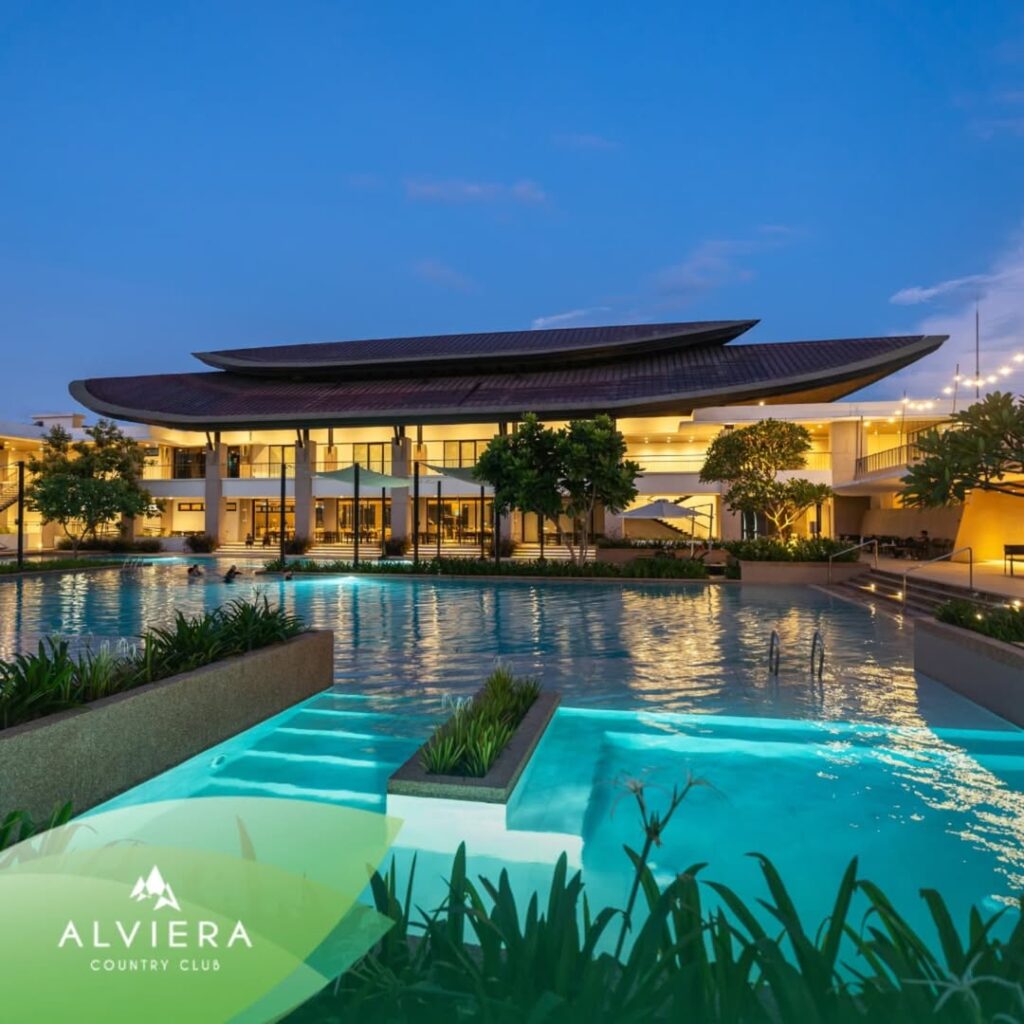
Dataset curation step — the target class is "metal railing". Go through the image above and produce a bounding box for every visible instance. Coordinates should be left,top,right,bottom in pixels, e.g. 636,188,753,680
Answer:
853,443,925,479
810,630,825,680
901,546,974,603
768,630,781,676
827,539,878,583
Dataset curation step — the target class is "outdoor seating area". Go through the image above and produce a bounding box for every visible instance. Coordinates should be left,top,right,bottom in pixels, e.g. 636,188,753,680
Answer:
838,533,955,561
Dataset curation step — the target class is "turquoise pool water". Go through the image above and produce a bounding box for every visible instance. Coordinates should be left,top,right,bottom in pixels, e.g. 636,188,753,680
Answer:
2,560,1022,940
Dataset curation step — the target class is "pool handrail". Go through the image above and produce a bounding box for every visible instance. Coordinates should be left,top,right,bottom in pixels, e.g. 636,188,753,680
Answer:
901,546,973,604
768,629,781,676
827,539,879,584
810,629,825,681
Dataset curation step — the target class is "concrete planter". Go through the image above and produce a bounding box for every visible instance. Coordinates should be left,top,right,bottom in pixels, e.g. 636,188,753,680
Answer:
0,630,333,818
596,548,694,565
915,620,1024,727
738,560,868,584
389,691,561,803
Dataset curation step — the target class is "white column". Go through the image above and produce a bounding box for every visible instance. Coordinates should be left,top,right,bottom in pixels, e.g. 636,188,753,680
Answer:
294,439,317,542
204,440,225,541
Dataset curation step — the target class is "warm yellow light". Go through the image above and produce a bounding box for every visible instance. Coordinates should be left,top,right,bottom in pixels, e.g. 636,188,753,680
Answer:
886,417,894,423
895,591,903,600
902,397,910,404
758,400,766,406
988,374,998,383
1000,366,1012,375
1015,353,1024,363
943,386,953,394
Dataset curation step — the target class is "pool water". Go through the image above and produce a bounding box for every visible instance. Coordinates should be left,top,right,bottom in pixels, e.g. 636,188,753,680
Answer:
2,560,1022,940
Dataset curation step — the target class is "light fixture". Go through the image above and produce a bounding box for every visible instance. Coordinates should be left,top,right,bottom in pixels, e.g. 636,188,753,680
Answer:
943,386,953,394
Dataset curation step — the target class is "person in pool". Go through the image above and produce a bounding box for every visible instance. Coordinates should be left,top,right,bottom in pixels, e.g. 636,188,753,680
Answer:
224,564,242,583
187,563,203,578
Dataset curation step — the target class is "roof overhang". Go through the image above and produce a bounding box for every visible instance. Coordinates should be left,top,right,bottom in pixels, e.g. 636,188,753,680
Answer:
69,334,947,432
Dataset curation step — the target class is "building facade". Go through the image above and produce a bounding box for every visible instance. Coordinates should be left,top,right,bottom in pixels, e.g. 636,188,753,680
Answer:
8,320,960,554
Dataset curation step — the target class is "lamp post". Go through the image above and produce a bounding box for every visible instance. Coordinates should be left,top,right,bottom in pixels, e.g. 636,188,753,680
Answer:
353,462,361,566
279,460,286,567
16,460,25,570
413,461,420,564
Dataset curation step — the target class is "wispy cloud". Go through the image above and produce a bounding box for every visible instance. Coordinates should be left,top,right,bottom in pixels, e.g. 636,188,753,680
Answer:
413,259,474,292
879,227,1024,398
531,306,612,330
552,132,618,151
654,226,798,302
890,273,1001,305
405,178,548,205
972,117,1024,139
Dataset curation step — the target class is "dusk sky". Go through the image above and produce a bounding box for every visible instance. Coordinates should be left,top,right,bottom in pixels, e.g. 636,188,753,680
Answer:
3,1,1024,418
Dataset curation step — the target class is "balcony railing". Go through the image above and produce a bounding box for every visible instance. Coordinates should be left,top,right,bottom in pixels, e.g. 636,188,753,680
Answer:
629,451,832,473
854,444,923,479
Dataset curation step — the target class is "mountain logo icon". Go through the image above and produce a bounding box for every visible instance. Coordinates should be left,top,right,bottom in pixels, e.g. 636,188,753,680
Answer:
130,866,181,912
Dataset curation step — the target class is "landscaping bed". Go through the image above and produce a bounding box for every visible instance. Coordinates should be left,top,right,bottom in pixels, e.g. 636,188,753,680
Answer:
916,602,1024,727
267,555,710,580
0,599,331,816
725,537,867,583
389,667,560,802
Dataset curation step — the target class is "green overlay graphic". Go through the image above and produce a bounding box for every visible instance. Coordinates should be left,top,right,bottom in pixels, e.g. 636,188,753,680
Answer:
0,797,402,1023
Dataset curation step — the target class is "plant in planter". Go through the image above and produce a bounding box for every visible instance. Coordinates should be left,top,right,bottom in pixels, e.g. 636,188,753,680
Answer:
935,598,1024,643
184,533,218,553
382,537,410,557
420,666,540,777
724,537,859,562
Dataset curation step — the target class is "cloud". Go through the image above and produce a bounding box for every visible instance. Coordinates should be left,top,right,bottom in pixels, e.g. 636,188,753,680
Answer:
531,306,612,330
553,132,618,151
405,178,548,205
653,226,798,302
890,273,1000,305
413,259,474,292
971,117,1024,139
878,228,1024,399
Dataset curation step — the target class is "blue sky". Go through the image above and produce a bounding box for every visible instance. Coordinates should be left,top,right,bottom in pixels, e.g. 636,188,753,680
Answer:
2,0,1024,417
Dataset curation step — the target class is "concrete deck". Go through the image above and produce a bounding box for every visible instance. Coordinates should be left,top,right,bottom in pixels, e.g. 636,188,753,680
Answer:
874,556,1024,602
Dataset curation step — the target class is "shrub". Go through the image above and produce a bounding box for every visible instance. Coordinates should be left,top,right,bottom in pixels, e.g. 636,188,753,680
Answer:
420,666,540,777
264,557,709,580
293,840,1024,1024
184,533,218,553
936,598,1024,643
382,537,410,557
0,598,306,730
724,537,859,562
0,802,73,853
0,558,122,576
56,537,162,553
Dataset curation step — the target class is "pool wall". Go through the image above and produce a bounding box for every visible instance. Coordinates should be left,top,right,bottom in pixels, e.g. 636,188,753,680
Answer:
0,629,333,817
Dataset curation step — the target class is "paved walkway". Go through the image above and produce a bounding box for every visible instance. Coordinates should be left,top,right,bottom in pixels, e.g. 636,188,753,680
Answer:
874,556,1024,601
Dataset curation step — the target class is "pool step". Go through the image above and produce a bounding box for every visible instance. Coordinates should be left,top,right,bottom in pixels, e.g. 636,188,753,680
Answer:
833,567,1014,615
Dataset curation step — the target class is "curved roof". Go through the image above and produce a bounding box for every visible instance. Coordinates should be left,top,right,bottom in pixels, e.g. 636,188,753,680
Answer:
71,333,946,430
194,320,757,376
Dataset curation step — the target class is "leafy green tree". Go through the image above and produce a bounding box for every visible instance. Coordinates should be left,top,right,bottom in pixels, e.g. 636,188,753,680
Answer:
476,414,640,564
27,420,154,555
700,419,832,539
557,415,640,564
902,391,1024,506
476,415,565,558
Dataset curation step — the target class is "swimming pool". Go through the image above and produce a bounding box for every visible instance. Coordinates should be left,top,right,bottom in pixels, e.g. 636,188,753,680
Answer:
2,560,1022,940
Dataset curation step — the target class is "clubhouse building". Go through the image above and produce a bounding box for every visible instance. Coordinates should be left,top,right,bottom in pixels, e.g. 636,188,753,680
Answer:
4,320,973,555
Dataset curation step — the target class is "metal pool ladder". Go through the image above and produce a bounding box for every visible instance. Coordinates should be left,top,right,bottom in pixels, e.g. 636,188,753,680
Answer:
768,630,781,676
810,629,825,681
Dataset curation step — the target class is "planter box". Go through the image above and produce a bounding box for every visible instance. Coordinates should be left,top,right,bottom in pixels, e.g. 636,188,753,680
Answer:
0,630,333,818
738,560,868,584
388,691,560,803
596,548,696,565
915,620,1024,727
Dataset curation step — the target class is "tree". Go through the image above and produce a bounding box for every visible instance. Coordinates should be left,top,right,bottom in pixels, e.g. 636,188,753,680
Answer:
902,391,1024,507
27,419,154,555
557,415,640,564
700,419,832,539
475,414,640,565
475,414,563,556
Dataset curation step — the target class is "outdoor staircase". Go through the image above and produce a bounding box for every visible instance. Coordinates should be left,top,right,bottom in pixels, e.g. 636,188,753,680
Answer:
0,479,18,515
833,567,1013,615
195,691,430,811
512,543,593,562
653,517,690,537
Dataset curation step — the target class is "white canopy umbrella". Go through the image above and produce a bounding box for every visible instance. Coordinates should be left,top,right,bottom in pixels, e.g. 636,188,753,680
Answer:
621,499,699,520
621,499,706,554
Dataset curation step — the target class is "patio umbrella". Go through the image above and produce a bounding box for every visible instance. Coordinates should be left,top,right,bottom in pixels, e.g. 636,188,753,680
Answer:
621,499,699,520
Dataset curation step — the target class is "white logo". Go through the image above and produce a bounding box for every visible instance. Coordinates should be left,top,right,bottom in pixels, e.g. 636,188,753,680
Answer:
130,866,181,912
